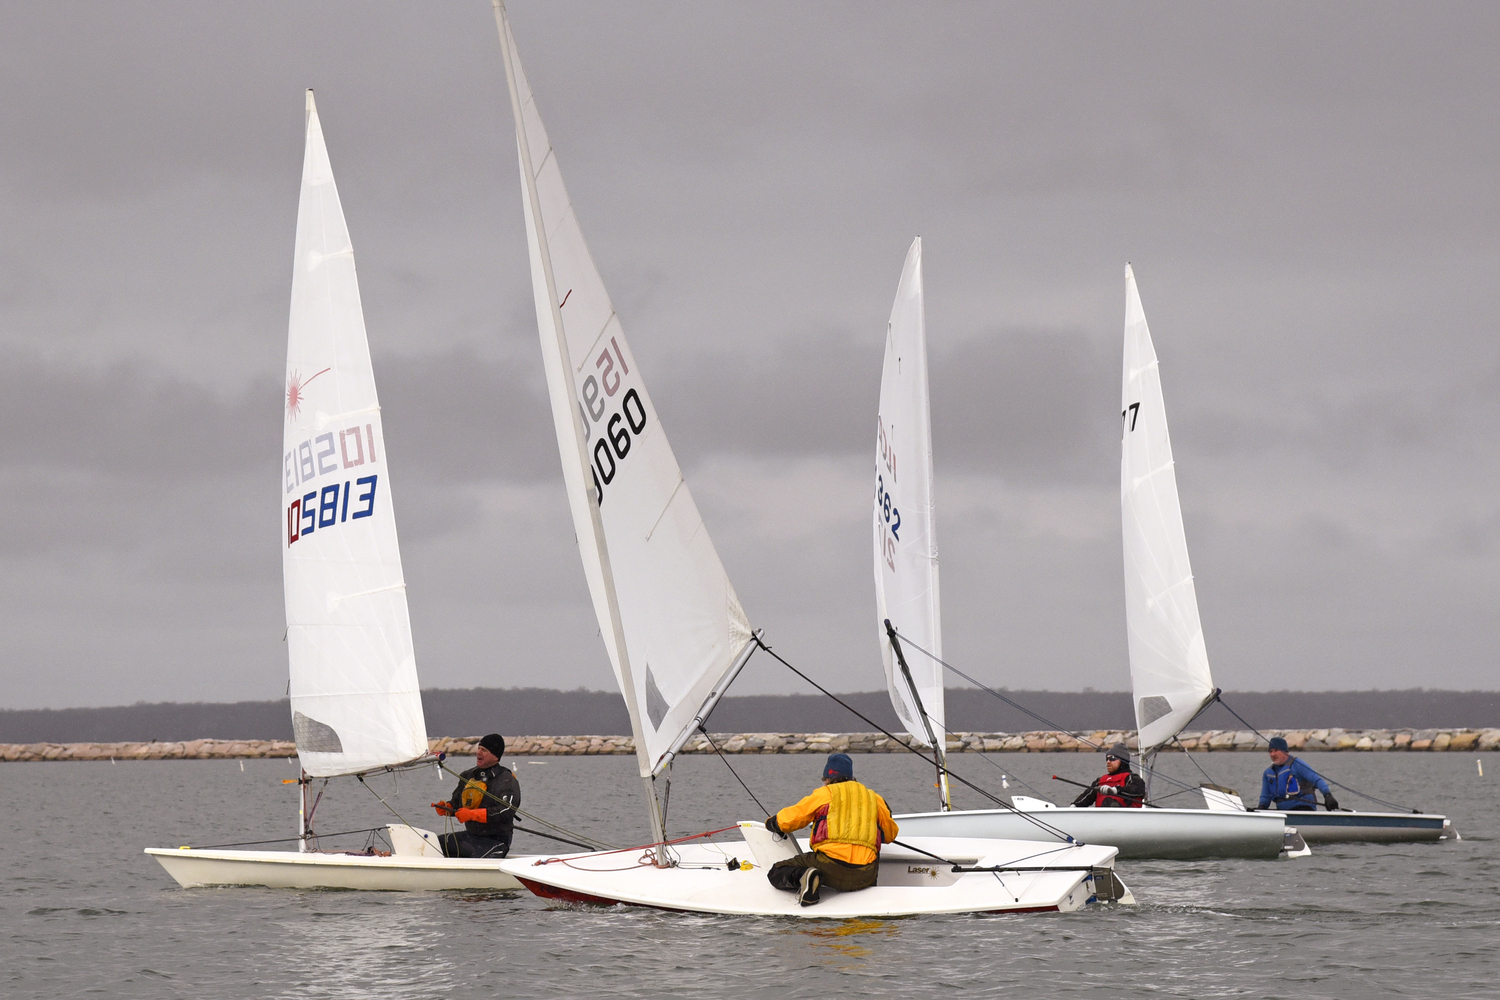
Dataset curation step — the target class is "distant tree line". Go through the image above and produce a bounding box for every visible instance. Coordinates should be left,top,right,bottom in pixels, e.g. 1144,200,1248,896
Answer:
2,687,1496,744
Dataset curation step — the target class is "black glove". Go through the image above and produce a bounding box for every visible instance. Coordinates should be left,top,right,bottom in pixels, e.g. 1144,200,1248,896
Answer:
1323,794,1339,812
764,815,783,836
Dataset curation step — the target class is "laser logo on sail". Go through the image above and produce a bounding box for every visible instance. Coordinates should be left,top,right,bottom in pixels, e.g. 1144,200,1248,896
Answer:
286,367,330,419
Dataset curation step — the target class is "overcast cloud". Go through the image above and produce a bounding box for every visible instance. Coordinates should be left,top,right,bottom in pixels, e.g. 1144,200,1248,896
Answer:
1,2,1496,708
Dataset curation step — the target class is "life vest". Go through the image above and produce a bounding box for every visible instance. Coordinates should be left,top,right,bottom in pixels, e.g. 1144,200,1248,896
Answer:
1096,770,1142,808
1267,763,1316,807
809,781,885,853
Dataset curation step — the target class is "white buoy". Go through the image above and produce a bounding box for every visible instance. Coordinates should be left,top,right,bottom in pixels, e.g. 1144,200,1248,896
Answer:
239,760,245,772
1479,759,1485,777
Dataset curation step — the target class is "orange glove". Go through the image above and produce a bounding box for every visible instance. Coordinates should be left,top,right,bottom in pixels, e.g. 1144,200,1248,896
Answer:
454,807,486,824
431,801,455,817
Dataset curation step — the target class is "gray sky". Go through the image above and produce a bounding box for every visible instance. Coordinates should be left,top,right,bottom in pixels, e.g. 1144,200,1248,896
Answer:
2,2,1496,709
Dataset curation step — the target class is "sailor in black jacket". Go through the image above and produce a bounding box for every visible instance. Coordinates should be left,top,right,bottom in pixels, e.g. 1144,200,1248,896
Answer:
432,733,520,858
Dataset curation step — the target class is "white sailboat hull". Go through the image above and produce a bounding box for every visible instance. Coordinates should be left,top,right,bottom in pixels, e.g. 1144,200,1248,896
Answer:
146,822,524,890
146,849,523,892
498,830,1128,917
895,806,1291,860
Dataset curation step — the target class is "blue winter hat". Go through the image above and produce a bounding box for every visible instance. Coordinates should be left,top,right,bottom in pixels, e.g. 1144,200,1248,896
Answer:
823,753,854,780
1268,736,1289,752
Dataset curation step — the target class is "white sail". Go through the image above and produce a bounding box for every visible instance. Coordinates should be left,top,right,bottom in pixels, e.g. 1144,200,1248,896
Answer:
874,238,945,747
282,92,427,778
495,11,753,779
1120,264,1215,751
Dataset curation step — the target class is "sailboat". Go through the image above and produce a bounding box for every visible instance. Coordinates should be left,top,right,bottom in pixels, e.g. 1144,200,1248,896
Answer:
1124,269,1452,843
147,92,523,890
873,238,952,810
489,2,1127,915
875,260,1301,859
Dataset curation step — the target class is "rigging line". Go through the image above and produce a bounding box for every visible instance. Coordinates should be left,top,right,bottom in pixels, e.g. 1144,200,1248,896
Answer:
890,626,1209,801
1213,697,1420,813
512,826,603,852
435,760,614,850
966,747,1055,800
891,628,1101,749
1169,735,1225,787
356,773,421,833
185,827,386,850
752,636,1083,844
530,825,742,867
698,726,772,817
918,689,1059,802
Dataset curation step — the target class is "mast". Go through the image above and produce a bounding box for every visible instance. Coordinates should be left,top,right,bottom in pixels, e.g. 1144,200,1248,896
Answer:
490,0,667,859
885,621,950,809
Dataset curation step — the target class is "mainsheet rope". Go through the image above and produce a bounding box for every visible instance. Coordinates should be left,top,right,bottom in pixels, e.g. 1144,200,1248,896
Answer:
888,629,1218,803
185,827,388,850
697,725,773,818
530,825,742,872
434,759,615,850
1212,696,1422,813
752,636,1084,845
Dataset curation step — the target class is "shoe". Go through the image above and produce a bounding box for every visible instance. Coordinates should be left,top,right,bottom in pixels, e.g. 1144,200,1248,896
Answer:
798,868,822,906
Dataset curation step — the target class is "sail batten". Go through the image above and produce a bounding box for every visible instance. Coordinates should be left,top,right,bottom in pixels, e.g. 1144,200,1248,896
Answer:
283,92,427,778
874,239,945,748
1120,264,1216,752
496,8,753,779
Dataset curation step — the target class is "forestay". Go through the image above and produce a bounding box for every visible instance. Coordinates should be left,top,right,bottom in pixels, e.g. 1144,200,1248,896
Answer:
496,13,754,778
873,238,945,746
1120,264,1216,751
282,92,427,778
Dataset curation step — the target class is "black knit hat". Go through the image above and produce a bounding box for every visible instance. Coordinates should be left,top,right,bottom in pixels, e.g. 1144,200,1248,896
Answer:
1105,742,1131,763
478,733,506,757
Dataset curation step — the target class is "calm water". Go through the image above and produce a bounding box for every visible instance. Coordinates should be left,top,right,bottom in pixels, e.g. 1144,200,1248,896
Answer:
3,750,1496,999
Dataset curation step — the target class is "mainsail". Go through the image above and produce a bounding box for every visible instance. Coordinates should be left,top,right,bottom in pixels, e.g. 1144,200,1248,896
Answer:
282,91,427,778
874,239,945,749
1120,264,1216,751
494,7,754,784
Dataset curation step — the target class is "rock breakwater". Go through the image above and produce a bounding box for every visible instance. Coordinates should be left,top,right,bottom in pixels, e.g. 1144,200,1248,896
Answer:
3,727,1496,762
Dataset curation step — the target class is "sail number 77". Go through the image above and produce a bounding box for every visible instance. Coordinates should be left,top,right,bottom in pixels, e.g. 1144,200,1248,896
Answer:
1122,402,1140,432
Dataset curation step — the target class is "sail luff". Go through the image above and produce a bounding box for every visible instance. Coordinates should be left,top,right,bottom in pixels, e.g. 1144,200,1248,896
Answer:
492,3,753,785
283,91,427,778
1120,264,1216,751
491,3,650,781
874,239,946,750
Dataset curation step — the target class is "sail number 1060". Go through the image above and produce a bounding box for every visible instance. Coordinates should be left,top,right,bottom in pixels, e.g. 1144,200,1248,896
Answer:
578,337,648,505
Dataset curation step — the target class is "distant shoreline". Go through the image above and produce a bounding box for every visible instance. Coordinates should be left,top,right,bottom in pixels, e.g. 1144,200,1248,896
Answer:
5,688,1498,745
4,726,1497,762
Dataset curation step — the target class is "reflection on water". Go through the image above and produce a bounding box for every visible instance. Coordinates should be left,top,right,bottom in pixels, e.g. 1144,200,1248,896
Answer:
793,918,898,962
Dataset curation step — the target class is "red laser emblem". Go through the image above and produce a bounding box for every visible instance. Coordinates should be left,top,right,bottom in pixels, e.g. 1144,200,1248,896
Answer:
286,367,331,419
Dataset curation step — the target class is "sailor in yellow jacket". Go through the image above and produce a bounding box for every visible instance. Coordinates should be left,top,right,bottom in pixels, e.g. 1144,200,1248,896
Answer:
764,753,899,906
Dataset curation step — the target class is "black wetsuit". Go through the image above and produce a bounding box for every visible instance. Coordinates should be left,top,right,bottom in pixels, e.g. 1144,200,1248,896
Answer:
440,762,520,858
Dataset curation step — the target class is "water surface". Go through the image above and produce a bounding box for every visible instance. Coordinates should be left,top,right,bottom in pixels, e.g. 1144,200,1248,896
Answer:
4,750,1495,998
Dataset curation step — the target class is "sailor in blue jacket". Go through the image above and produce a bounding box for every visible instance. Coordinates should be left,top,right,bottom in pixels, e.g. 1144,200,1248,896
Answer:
1258,736,1339,811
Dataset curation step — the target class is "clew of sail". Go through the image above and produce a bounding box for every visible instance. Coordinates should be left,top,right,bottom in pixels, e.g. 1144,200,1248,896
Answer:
282,91,427,778
1120,264,1215,752
874,238,945,748
495,9,753,779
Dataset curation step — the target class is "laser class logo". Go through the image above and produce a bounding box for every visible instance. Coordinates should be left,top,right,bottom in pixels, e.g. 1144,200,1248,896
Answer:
286,367,330,419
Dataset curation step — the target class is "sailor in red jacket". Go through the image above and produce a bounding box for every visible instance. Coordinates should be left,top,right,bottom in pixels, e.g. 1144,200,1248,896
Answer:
1072,743,1147,807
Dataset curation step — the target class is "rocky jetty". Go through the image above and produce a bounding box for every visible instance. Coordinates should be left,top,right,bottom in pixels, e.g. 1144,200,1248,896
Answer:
2,727,1496,762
